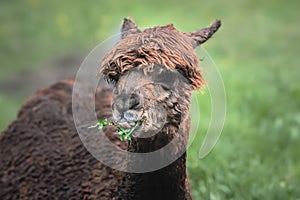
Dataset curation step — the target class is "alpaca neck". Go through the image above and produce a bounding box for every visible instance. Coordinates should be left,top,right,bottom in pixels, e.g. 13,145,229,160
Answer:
123,121,192,200
124,153,190,200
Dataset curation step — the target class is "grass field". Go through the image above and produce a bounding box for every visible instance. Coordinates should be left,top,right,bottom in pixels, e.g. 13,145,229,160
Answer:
0,0,299,199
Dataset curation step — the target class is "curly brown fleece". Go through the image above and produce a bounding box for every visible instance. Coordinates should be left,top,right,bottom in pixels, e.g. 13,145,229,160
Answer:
100,24,204,90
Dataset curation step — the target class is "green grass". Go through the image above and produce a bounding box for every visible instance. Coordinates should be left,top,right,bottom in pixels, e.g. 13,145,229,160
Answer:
188,66,300,199
1,0,300,199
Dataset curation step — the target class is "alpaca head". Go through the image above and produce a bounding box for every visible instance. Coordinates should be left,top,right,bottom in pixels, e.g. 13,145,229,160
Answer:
100,18,221,137
111,65,191,137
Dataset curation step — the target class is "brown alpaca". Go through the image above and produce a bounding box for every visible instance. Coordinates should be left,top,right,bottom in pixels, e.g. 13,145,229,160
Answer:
0,18,221,199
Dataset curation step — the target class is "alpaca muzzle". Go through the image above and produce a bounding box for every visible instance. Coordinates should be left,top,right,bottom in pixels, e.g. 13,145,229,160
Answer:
117,110,139,129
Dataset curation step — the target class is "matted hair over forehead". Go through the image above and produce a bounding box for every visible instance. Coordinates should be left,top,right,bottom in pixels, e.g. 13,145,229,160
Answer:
100,18,221,90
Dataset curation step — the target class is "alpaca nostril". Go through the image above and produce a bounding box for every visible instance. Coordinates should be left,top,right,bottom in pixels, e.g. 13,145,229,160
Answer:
129,102,140,110
129,93,141,109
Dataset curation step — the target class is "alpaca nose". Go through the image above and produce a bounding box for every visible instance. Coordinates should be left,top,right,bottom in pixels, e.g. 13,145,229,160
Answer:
124,111,137,121
117,110,138,128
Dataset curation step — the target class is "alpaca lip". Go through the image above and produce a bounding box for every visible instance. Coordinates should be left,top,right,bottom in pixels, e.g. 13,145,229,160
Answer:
117,120,132,129
117,119,134,128
117,116,146,130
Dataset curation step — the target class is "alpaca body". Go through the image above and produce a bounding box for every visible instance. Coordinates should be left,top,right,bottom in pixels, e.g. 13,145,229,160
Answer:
0,81,121,199
0,80,191,199
0,18,221,199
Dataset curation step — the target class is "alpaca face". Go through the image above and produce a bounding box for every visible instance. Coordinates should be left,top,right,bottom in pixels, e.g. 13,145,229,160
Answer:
112,65,185,137
103,18,222,137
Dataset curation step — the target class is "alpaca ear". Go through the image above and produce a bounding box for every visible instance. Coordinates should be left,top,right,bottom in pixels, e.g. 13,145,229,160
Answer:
185,20,221,48
121,18,141,38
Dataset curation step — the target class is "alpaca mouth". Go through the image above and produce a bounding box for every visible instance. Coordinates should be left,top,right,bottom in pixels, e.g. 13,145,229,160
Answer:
117,116,146,130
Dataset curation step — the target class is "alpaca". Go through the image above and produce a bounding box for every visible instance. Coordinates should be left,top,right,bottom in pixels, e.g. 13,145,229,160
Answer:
0,18,221,199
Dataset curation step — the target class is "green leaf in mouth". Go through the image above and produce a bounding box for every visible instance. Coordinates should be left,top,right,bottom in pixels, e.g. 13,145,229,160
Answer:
88,117,147,141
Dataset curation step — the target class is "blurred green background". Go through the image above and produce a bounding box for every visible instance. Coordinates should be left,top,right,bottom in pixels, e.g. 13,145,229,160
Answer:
0,0,299,199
